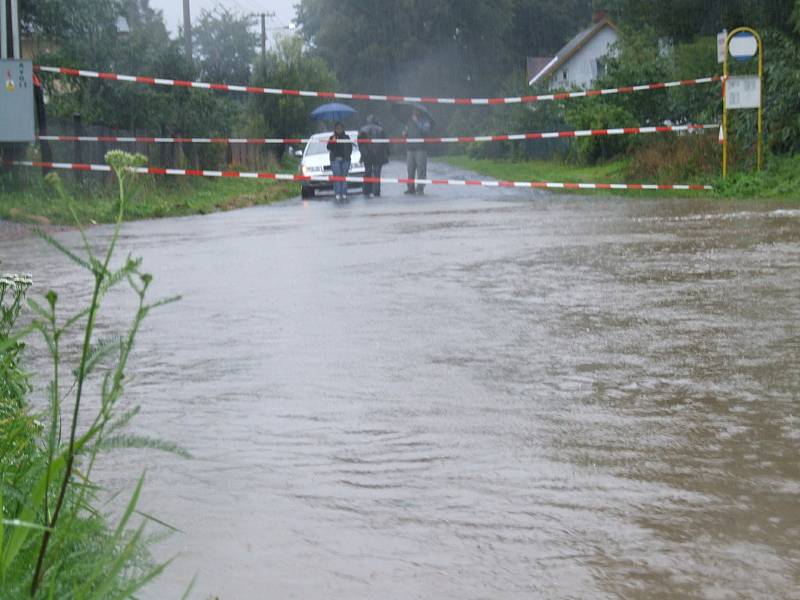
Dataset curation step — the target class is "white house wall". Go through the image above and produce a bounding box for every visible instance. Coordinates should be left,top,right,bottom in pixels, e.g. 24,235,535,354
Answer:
550,27,619,90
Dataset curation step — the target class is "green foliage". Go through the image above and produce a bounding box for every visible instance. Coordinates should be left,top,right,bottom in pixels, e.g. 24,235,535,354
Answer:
20,0,120,60
602,0,800,160
763,30,800,154
1,151,185,598
297,0,537,97
248,36,337,155
25,0,249,157
626,131,721,181
193,6,258,84
509,0,594,57
593,30,720,126
0,275,33,411
564,100,637,164
713,152,800,198
600,0,798,39
1,173,299,225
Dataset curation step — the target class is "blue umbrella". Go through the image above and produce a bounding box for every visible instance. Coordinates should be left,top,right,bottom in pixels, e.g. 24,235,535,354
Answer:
310,102,357,122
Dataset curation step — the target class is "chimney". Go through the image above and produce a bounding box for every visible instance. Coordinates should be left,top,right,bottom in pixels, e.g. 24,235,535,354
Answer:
593,9,608,23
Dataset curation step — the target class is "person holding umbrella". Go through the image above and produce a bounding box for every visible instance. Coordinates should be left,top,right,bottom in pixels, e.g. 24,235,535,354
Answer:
358,115,389,198
327,121,352,201
402,107,432,195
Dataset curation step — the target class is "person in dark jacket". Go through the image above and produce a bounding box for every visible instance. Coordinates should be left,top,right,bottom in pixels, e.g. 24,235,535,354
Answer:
327,121,352,201
402,108,431,195
358,115,389,197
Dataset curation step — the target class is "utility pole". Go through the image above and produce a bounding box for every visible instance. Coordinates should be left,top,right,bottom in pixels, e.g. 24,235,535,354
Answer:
2,0,21,59
254,11,275,56
183,0,192,61
260,13,266,55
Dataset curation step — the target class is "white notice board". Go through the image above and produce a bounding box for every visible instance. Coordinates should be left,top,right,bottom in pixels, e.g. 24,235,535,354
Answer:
726,75,761,110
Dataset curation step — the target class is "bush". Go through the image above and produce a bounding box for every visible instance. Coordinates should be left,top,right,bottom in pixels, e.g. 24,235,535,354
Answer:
763,30,800,154
564,100,637,165
627,130,720,181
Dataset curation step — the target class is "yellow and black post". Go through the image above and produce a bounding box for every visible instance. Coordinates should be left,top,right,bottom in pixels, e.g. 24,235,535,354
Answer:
722,27,763,177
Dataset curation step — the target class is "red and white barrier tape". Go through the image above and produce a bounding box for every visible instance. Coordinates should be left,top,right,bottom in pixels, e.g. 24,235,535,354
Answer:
4,161,713,191
36,65,721,106
37,124,718,146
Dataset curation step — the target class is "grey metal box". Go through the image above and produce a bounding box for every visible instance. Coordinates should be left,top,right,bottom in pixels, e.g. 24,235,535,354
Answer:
0,59,35,142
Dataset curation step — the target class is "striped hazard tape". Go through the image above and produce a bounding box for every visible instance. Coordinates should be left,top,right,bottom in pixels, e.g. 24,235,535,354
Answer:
37,124,718,146
4,161,714,191
35,65,721,106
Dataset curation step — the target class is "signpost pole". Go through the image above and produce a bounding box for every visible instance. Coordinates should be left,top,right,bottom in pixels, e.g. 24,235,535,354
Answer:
723,46,728,178
9,0,18,58
1,0,8,59
756,31,763,171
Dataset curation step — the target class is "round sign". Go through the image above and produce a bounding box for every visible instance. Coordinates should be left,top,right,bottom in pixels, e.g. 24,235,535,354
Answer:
729,32,758,62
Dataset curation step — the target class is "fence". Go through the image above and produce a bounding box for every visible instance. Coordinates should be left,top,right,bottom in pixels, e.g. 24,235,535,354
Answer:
40,116,281,177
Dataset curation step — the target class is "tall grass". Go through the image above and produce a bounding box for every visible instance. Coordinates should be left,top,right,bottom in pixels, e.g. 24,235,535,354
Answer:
1,151,186,599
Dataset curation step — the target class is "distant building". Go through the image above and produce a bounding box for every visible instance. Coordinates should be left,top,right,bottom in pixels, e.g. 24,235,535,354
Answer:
527,12,619,90
21,35,59,60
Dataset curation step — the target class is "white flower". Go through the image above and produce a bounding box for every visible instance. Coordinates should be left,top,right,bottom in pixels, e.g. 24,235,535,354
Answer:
0,273,33,290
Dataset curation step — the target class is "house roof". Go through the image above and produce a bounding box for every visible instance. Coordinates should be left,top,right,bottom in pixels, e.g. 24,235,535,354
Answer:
528,18,619,86
527,57,555,82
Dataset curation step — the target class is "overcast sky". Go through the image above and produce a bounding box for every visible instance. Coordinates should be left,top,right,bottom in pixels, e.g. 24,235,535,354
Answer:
148,0,299,35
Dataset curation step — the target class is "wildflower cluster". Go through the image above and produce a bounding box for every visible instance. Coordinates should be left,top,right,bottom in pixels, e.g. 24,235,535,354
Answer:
0,272,33,291
1,272,33,335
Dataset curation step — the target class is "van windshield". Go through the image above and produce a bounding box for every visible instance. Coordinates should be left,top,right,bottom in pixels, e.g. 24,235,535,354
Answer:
305,140,328,156
305,136,358,157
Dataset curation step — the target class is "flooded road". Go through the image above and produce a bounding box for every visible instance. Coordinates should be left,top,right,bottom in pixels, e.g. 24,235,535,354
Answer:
2,161,799,599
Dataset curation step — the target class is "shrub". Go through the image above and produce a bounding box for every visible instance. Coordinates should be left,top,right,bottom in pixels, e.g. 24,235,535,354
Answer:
627,130,720,181
1,151,186,599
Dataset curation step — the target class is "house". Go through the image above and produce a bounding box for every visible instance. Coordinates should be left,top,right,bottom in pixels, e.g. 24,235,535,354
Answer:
527,11,619,90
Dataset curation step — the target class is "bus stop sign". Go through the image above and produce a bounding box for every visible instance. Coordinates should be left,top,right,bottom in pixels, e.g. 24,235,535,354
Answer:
729,32,758,61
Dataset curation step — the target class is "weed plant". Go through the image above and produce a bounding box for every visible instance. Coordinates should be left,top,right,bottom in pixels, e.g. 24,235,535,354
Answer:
1,151,187,599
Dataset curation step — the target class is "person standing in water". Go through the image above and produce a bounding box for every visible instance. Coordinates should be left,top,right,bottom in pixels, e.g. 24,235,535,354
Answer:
358,115,389,198
327,121,352,201
402,108,431,195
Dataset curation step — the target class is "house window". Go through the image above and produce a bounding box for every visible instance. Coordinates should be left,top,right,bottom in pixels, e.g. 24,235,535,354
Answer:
595,58,606,77
562,70,568,81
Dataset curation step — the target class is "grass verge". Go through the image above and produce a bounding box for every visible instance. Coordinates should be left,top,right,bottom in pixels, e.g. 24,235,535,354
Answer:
440,154,800,200
1,175,299,226
439,155,708,198
441,154,629,184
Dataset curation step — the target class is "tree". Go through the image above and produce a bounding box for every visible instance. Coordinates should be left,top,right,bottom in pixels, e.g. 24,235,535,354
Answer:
508,0,594,58
600,0,798,40
248,35,337,157
192,6,258,84
20,0,121,65
296,0,517,97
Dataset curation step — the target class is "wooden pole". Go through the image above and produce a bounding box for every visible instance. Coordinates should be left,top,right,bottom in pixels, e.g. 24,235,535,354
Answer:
1,0,8,59
261,13,266,56
183,0,192,61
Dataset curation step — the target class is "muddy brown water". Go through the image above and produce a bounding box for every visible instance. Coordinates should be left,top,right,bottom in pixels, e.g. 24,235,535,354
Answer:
2,162,799,599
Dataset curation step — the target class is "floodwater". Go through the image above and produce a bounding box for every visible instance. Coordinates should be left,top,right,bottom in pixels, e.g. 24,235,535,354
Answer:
2,161,799,599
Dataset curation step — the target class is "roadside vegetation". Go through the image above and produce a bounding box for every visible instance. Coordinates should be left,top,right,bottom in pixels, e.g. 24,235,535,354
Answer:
1,151,186,597
1,172,299,226
441,152,800,200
